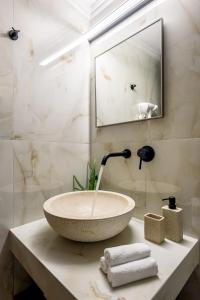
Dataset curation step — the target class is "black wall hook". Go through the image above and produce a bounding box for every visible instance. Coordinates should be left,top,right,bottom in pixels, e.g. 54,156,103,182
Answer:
137,146,155,169
130,83,136,91
8,27,20,40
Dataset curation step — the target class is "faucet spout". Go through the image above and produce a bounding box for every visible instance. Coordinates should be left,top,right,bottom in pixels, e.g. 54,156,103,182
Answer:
101,149,131,166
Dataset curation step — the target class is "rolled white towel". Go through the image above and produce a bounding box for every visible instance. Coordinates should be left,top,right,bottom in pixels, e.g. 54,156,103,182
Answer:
104,243,151,267
107,257,158,288
100,256,108,274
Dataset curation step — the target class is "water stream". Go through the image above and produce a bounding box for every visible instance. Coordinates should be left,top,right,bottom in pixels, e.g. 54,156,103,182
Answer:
95,165,104,192
91,165,104,216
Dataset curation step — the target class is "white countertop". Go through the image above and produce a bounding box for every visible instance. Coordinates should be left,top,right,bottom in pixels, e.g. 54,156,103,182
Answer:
10,218,199,300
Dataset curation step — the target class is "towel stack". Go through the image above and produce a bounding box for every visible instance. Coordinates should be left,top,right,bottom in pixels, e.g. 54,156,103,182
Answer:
100,243,158,287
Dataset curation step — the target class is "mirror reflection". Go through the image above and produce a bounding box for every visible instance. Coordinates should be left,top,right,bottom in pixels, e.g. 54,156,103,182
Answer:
95,19,163,127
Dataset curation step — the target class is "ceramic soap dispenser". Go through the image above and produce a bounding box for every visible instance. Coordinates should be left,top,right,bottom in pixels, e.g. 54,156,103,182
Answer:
162,196,183,242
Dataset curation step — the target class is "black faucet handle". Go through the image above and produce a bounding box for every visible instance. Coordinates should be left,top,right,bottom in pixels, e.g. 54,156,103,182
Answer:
123,149,131,159
137,146,155,169
139,157,142,169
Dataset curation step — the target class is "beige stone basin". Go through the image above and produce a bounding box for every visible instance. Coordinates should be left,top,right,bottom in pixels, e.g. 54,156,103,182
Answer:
43,190,135,242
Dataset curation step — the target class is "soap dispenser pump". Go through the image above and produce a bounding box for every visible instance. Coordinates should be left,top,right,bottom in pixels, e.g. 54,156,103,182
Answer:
163,196,176,209
162,196,183,242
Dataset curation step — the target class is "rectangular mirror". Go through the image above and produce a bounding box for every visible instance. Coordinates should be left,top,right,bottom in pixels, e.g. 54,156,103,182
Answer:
95,19,163,127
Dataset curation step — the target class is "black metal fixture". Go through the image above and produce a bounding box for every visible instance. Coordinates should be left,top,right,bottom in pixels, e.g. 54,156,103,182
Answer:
8,27,20,40
101,149,131,165
162,196,176,209
137,146,155,169
130,83,136,91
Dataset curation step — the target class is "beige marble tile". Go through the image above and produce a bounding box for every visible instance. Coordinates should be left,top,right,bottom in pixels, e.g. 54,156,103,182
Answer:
0,0,89,143
145,139,200,237
0,141,14,298
0,0,14,138
13,0,89,51
13,140,89,226
0,1,91,296
12,40,90,143
90,0,200,261
0,0,91,144
0,73,14,138
0,141,13,251
91,0,200,144
145,0,200,140
10,218,199,300
91,138,200,238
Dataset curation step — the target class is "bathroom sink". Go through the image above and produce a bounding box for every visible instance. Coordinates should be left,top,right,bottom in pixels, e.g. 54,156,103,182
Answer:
43,190,135,242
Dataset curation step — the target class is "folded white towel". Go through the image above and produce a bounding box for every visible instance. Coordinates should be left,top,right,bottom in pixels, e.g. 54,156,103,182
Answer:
107,257,158,287
100,256,108,274
104,243,151,267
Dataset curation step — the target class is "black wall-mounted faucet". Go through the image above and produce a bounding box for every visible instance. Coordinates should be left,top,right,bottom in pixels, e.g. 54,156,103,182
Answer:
101,149,131,166
137,146,155,169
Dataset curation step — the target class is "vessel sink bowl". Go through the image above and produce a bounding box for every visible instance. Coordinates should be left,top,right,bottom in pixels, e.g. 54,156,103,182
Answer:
43,190,135,242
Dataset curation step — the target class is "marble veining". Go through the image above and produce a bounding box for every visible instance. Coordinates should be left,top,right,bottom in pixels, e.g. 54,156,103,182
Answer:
10,218,199,300
91,0,200,141
12,41,90,143
0,0,91,296
0,0,90,142
13,141,89,226
90,2,200,293
91,0,200,236
0,0,199,297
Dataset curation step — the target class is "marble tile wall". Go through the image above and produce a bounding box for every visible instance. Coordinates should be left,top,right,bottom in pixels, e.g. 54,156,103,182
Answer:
0,1,14,298
91,0,200,235
0,142,14,300
0,0,90,297
90,0,200,293
0,0,13,140
13,141,89,226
